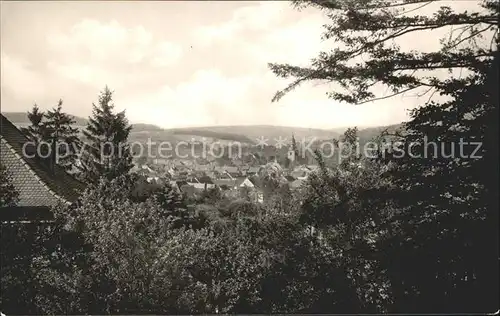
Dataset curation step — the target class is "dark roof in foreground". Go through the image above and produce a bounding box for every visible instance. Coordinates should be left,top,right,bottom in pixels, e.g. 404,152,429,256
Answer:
1,113,86,206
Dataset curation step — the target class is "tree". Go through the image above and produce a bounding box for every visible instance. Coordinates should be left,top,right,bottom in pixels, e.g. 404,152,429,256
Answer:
32,177,176,314
269,0,498,104
269,0,498,313
21,104,46,142
0,163,19,207
257,162,286,204
43,100,80,171
151,182,195,229
297,129,392,313
28,176,297,314
79,86,134,183
375,50,499,313
199,187,224,205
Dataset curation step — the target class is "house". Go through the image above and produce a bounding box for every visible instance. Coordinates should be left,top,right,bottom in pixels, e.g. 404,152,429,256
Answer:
190,170,206,179
214,166,225,175
248,177,264,203
213,167,236,180
0,114,85,221
130,164,157,178
186,175,215,190
233,176,265,203
224,166,241,178
195,164,213,172
198,175,215,186
291,170,307,179
244,166,261,176
153,158,169,165
205,170,216,179
213,178,236,189
234,177,255,189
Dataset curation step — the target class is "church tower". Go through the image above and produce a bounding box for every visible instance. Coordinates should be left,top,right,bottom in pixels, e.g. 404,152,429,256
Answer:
288,133,299,170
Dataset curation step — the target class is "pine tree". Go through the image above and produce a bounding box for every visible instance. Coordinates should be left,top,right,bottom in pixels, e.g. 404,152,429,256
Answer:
21,104,46,142
377,51,499,313
43,100,80,172
269,0,499,312
79,86,134,183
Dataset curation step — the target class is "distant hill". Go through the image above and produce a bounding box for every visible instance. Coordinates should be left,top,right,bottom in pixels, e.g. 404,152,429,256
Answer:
3,112,89,126
2,111,403,146
356,123,404,142
2,112,165,132
169,125,342,145
171,128,255,144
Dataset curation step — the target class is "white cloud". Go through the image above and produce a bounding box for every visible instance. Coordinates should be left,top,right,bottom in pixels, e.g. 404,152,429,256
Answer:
150,42,183,67
250,14,329,65
0,52,47,98
46,62,112,87
45,19,183,88
192,1,288,46
0,52,94,112
120,69,260,128
3,2,444,129
183,0,489,129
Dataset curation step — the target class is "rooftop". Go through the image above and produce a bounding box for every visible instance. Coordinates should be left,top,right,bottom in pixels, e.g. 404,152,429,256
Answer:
0,113,86,206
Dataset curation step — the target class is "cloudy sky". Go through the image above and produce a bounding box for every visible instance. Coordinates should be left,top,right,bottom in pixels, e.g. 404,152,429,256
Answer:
0,0,482,129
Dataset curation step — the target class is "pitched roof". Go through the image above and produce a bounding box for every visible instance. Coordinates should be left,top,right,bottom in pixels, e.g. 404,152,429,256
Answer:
213,179,236,188
186,177,200,183
197,175,214,184
291,170,307,178
224,166,240,174
195,164,213,171
235,177,254,188
247,166,261,173
0,114,86,206
189,182,215,190
176,180,188,187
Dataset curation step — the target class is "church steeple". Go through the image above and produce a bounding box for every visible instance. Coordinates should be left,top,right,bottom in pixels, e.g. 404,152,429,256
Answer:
288,133,299,169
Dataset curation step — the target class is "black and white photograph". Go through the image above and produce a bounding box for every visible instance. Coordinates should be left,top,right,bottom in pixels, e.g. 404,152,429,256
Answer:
0,0,498,314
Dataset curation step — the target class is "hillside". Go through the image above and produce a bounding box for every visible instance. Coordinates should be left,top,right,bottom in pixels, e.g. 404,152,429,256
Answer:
356,123,404,142
170,125,342,145
2,111,403,146
2,112,162,133
3,112,89,126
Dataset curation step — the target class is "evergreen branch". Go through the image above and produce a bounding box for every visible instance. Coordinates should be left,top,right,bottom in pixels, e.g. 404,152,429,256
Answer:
355,87,416,105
